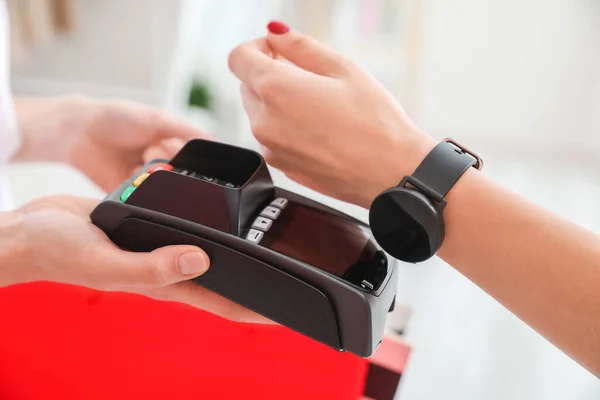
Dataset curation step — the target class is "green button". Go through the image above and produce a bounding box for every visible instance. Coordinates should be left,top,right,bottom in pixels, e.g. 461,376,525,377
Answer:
120,186,136,202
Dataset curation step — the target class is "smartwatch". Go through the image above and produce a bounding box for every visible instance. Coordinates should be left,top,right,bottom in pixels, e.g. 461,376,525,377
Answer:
369,138,483,263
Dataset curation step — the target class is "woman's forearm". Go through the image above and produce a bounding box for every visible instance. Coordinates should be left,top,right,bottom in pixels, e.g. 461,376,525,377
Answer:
438,168,600,375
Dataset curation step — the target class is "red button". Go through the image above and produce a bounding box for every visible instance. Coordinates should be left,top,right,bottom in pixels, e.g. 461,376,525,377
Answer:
148,163,174,173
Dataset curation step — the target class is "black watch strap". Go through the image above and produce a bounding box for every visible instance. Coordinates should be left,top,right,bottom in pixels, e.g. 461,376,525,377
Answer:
409,138,483,199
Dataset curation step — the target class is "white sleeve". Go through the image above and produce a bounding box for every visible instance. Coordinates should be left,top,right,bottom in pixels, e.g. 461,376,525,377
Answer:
0,1,19,166
0,90,19,166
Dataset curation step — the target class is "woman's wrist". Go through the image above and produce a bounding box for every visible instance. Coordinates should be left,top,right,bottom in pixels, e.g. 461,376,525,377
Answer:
358,128,437,209
12,94,97,163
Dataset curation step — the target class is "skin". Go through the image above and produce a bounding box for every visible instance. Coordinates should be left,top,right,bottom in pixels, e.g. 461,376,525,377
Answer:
0,95,268,324
228,29,600,376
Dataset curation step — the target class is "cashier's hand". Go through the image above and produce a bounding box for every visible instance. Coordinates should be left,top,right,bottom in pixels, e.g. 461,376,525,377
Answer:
229,25,437,208
1,195,270,324
12,96,208,193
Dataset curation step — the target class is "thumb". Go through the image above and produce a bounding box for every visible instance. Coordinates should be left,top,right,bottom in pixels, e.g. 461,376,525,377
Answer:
96,245,210,290
266,22,346,77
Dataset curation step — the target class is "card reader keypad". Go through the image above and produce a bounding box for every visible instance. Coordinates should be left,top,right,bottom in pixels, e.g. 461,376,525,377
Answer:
270,198,288,209
252,216,273,231
120,163,174,202
260,206,281,219
245,198,288,244
175,169,240,188
133,173,149,187
246,229,264,243
120,162,242,203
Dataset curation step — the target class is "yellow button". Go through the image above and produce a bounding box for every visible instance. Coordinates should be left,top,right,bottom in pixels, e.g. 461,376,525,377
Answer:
133,173,150,187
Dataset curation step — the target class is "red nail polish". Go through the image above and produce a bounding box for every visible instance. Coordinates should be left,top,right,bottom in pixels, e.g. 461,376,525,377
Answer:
267,20,290,34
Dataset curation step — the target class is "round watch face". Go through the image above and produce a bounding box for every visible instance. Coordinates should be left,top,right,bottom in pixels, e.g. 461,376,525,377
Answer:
369,189,440,263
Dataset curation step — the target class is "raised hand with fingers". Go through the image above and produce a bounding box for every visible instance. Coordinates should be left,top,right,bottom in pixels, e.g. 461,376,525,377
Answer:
12,96,208,193
228,22,437,208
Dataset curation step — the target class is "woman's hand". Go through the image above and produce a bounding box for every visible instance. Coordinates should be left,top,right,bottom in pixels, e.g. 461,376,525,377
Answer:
12,96,206,192
228,25,437,208
0,195,269,323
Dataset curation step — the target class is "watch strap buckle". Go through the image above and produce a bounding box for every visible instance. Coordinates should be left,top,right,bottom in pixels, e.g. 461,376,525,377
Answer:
443,138,484,171
400,175,445,204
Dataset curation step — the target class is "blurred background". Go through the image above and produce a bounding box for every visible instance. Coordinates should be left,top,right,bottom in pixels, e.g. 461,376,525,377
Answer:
5,0,600,399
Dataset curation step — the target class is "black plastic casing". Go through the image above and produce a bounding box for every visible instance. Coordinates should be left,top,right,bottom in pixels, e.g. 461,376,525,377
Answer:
90,139,397,357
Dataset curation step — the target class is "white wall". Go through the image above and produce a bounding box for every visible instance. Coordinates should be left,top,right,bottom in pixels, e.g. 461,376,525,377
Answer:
11,0,183,104
416,0,600,156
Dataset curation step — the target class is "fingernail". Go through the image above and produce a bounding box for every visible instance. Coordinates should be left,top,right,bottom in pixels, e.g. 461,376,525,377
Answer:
267,20,290,35
178,251,209,275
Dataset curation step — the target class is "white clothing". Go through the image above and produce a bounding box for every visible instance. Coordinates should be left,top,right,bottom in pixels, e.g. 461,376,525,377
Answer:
0,0,19,210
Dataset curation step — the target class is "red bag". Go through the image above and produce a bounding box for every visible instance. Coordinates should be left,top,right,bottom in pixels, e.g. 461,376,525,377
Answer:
0,282,368,399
